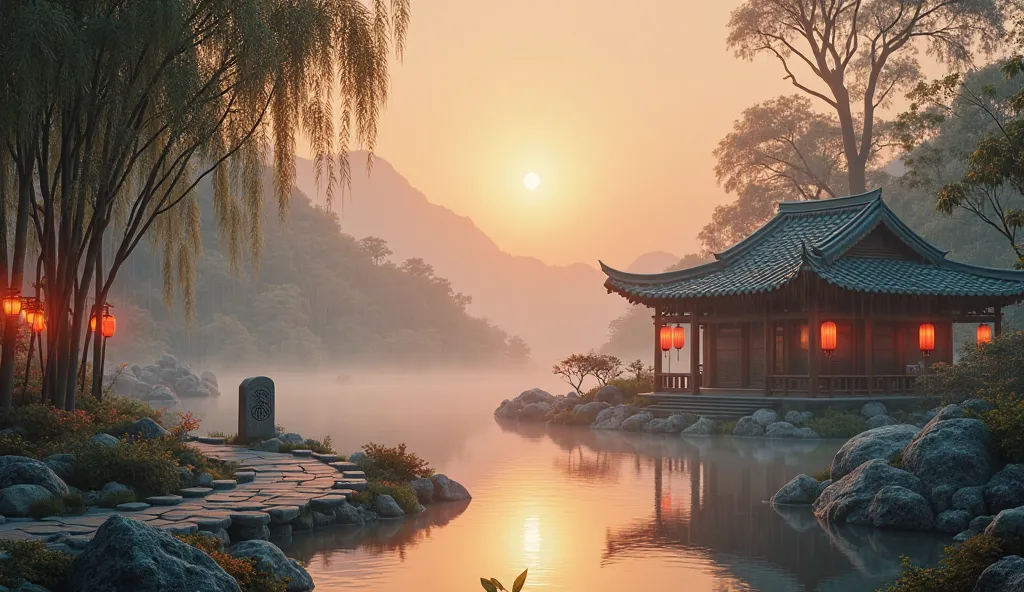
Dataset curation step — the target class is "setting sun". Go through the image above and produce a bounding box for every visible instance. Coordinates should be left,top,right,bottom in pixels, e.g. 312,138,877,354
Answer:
523,172,541,191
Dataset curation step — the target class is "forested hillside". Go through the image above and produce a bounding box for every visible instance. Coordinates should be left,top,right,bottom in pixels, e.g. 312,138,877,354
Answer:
102,176,530,369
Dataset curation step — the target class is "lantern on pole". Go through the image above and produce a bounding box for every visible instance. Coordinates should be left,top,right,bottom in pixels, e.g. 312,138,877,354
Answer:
977,323,992,347
672,326,685,360
919,323,935,357
100,307,116,338
2,290,22,316
820,321,837,357
659,326,672,355
31,311,45,333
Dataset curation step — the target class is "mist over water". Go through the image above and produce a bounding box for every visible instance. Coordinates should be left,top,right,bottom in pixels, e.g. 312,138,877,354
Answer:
174,373,949,592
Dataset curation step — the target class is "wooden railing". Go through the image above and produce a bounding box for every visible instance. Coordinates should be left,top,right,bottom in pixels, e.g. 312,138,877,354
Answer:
767,374,918,397
658,373,692,393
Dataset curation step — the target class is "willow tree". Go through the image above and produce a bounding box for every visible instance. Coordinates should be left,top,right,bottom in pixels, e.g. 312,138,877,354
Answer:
0,0,410,410
727,0,1005,194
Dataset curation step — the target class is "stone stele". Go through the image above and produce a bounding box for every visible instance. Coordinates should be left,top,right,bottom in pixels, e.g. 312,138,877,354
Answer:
238,376,275,441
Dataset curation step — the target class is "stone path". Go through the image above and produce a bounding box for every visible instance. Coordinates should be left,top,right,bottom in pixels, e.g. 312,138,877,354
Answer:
0,442,369,550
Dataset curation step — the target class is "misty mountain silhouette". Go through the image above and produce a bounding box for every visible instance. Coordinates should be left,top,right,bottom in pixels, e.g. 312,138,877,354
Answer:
294,154,626,363
625,251,681,274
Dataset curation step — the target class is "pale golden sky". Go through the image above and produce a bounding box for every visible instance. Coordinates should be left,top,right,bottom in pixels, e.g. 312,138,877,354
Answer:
308,0,934,268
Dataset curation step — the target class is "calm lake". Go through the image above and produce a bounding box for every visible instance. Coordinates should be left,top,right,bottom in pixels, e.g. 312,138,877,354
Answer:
185,371,949,592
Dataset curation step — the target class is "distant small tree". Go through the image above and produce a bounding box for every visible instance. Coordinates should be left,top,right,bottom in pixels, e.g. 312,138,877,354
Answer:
592,354,624,386
552,354,596,394
358,237,393,266
507,336,531,362
627,359,646,383
400,258,435,279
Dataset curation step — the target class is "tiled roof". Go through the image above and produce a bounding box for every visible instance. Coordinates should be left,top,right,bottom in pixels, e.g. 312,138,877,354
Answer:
602,189,1024,301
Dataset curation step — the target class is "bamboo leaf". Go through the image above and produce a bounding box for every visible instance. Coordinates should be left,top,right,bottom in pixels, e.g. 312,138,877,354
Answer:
513,569,528,592
490,578,506,590
480,579,498,592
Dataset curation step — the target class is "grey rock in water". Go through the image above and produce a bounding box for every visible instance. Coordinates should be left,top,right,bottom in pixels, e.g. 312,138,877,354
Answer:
985,507,1024,544
66,515,240,592
0,484,54,517
985,464,1024,515
592,405,637,430
643,413,697,434
861,402,888,419
494,401,522,419
229,540,314,592
868,485,934,531
953,485,988,518
902,418,995,492
784,410,813,426
772,474,822,505
374,494,405,519
0,456,70,496
410,478,434,504
751,409,777,427
935,509,972,534
681,417,716,436
930,484,958,514
593,385,624,405
518,402,552,421
620,412,654,432
200,370,219,387
813,459,926,526
158,354,177,368
865,414,899,429
733,416,764,437
115,417,169,440
765,421,800,438
571,401,609,425
829,424,919,481
975,555,1024,592
431,474,471,501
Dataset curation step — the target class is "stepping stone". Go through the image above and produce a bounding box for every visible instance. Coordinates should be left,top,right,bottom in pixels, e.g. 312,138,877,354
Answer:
267,506,301,524
312,453,342,463
116,502,150,512
192,514,232,530
334,479,367,492
290,449,313,457
146,495,183,506
197,437,225,444
180,487,213,498
329,462,358,472
229,512,271,527
161,522,198,536
235,472,256,484
309,495,347,512
329,488,355,499
341,470,366,479
211,480,237,491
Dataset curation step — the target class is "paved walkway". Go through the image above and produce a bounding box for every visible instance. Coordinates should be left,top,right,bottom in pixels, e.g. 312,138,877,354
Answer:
0,441,368,549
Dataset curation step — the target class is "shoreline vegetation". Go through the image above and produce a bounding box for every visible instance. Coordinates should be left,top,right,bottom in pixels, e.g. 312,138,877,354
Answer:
0,392,471,591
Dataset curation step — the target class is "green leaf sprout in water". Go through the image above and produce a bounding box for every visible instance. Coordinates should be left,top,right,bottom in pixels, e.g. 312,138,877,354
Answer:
480,569,528,592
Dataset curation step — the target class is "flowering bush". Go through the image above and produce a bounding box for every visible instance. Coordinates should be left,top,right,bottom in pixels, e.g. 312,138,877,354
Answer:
361,442,434,482
177,534,288,592
168,410,201,439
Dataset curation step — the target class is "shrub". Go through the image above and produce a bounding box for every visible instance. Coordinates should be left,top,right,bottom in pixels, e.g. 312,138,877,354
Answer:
918,331,1024,401
812,466,832,482
177,534,289,592
98,489,137,508
714,420,737,435
0,540,74,589
883,534,1009,592
171,441,237,480
168,410,201,439
361,442,433,482
806,410,867,438
368,481,421,514
207,431,250,446
0,433,34,456
73,438,182,496
28,492,86,520
980,393,1024,463
279,436,335,455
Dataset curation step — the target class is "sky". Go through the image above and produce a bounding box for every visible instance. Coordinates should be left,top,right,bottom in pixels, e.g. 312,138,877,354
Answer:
299,0,938,268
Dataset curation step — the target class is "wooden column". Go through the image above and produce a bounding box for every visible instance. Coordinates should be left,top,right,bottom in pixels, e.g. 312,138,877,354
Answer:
703,323,714,389
763,306,773,396
808,308,820,398
995,305,1003,337
864,311,874,396
690,310,700,395
740,323,750,388
653,306,663,393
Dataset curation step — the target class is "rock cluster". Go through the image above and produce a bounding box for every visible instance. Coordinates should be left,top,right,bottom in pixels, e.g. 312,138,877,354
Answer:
104,354,220,406
0,456,70,517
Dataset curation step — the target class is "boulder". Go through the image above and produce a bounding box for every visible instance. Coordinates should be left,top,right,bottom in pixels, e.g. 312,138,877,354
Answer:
257,438,282,452
620,412,654,432
930,484,958,514
197,473,214,488
935,509,972,534
829,424,920,481
130,364,144,378
771,474,822,505
571,402,609,425
229,540,313,592
733,416,764,437
112,417,169,441
410,478,434,504
962,398,993,414
42,454,75,483
784,410,813,426
101,482,132,497
431,474,471,501
953,485,988,518
795,428,820,438
140,385,178,405
751,409,777,427
514,388,554,405
107,374,139,397
765,422,799,438
902,418,995,492
138,370,160,386
494,401,522,420
643,413,696,434
865,415,899,429
861,402,888,418
818,479,832,498
985,507,1024,544
0,426,28,439
868,485,934,531
374,494,405,519
518,402,552,421
67,515,239,592
907,409,938,427
985,464,1024,515
0,484,55,517
91,433,120,448
681,417,716,436
975,555,1024,592
592,405,637,430
158,354,178,368
200,371,218,387
278,433,304,446
813,459,926,526
593,385,624,405
0,456,70,496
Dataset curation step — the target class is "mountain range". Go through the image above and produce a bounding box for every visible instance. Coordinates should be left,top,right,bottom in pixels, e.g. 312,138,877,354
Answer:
294,154,630,363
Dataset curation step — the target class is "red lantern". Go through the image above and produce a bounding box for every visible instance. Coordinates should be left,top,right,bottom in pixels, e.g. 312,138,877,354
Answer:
672,326,685,350
977,323,992,347
659,326,672,352
820,321,837,357
24,309,36,326
31,311,45,333
101,311,116,338
2,290,21,316
89,315,97,332
919,323,935,356
799,325,809,350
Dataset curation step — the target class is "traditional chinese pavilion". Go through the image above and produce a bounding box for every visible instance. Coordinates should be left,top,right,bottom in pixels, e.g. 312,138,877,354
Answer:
600,189,1024,397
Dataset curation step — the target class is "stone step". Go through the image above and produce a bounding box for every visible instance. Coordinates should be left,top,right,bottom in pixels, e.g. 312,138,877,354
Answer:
116,502,150,512
341,470,366,479
179,487,213,498
197,436,225,444
312,453,343,463
333,479,367,492
235,472,256,484
146,495,183,506
211,480,237,491
290,449,313,457
161,523,198,536
329,487,355,498
329,461,358,472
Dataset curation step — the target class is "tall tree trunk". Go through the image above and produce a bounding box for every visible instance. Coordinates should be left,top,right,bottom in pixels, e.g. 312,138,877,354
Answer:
0,151,34,409
833,89,867,194
91,238,104,400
